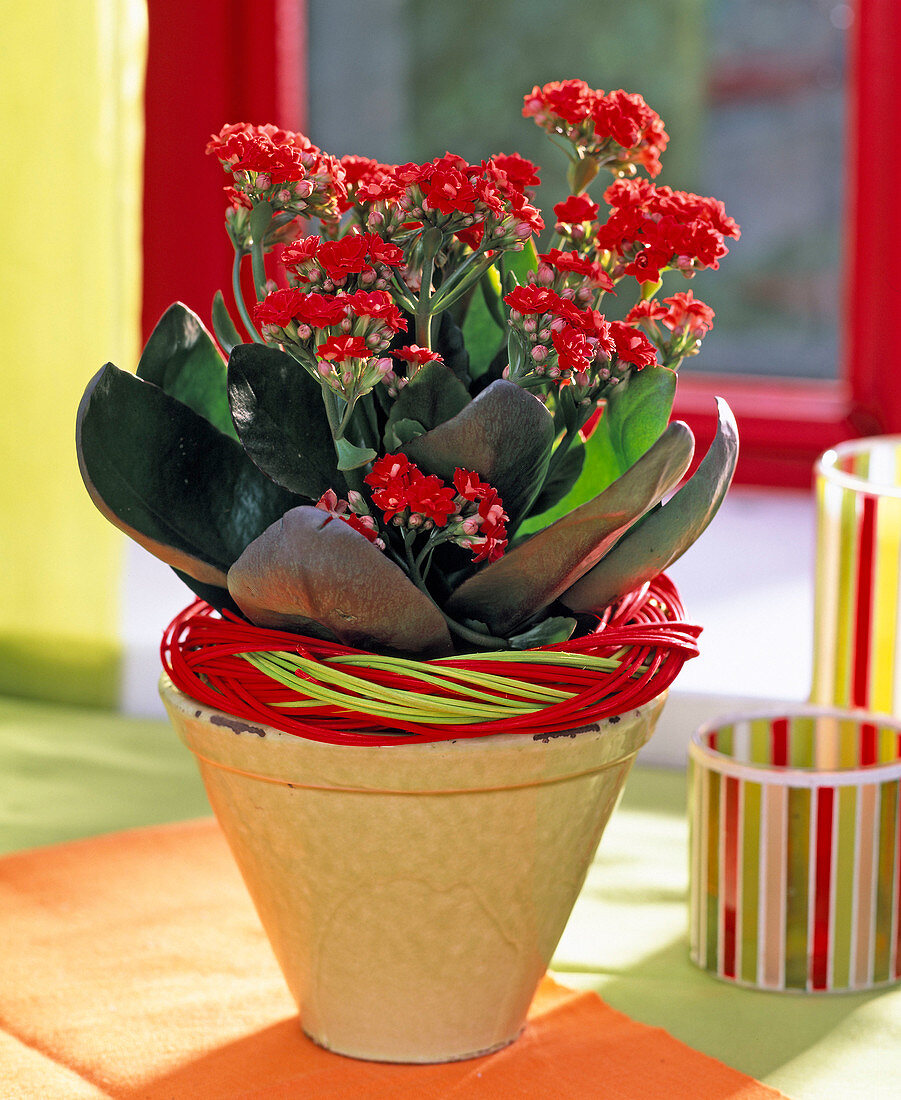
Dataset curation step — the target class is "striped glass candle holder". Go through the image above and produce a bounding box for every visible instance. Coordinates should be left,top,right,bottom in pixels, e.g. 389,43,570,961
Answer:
689,707,901,993
813,436,901,715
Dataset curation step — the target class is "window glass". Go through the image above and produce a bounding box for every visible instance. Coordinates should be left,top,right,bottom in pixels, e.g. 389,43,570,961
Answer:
308,0,848,381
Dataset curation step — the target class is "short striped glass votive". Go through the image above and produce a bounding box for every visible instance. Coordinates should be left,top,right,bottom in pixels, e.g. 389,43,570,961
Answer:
689,707,901,993
813,436,901,714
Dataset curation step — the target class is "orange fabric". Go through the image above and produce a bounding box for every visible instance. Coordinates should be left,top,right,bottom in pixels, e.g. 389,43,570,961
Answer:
0,820,787,1099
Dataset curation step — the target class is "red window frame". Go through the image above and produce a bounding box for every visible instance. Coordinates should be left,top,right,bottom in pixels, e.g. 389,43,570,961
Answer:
144,0,894,489
674,0,898,487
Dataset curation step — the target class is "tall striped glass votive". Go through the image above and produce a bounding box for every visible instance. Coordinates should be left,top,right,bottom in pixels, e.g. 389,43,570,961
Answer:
813,436,901,715
689,708,901,993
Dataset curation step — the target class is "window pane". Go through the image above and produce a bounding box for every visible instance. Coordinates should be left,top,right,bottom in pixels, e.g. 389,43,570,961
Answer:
308,0,848,381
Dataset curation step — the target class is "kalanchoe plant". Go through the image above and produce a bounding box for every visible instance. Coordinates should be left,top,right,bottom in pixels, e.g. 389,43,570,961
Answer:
77,79,740,658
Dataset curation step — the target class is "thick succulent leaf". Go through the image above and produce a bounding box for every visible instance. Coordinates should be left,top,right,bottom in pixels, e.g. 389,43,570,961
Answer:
228,343,343,498
212,290,243,355
527,442,585,517
76,364,301,586
445,420,695,635
520,366,677,535
137,303,238,440
604,365,677,470
461,269,506,380
562,397,739,613
384,361,470,449
434,310,471,385
227,506,454,656
402,380,554,530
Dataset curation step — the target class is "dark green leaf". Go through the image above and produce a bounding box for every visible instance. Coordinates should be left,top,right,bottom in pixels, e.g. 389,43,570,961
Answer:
228,344,342,498
336,437,377,471
604,365,676,469
76,364,301,586
385,361,470,450
212,290,243,356
527,442,585,517
137,303,237,440
461,269,506,379
171,568,243,615
385,418,426,450
402,380,554,531
518,412,622,536
561,398,739,612
445,421,695,635
507,616,577,649
434,310,471,385
227,506,454,656
504,238,539,287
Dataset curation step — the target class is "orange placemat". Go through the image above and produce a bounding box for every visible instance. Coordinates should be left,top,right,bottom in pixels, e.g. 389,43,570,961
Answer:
0,819,787,1099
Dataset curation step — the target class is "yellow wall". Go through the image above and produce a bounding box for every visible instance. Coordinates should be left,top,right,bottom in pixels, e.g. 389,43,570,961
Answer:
0,3,146,705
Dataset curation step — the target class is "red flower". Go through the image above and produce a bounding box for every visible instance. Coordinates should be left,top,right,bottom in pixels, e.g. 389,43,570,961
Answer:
553,194,599,223
394,345,444,367
609,321,658,368
551,325,592,375
538,249,614,290
253,288,310,329
316,235,371,279
315,490,383,548
348,290,407,333
488,152,541,191
291,292,351,329
591,90,669,177
365,454,456,526
625,299,670,325
572,309,615,358
364,233,405,266
316,335,370,362
523,79,597,126
662,291,715,336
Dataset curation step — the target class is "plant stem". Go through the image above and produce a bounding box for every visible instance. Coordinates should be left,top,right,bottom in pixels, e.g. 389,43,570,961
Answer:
232,252,264,343
430,251,497,313
415,228,442,349
250,236,268,301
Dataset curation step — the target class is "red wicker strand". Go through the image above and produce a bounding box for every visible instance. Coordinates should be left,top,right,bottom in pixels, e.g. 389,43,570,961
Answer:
161,574,700,746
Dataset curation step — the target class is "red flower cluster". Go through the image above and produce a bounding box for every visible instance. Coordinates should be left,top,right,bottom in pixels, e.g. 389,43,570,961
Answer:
254,287,406,345
365,454,457,527
364,456,508,563
206,122,346,220
282,231,404,291
314,489,384,549
626,290,715,339
595,178,741,285
537,249,615,293
522,81,669,177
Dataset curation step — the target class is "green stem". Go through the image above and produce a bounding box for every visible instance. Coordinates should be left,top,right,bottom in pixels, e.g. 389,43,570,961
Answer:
430,251,497,314
250,236,268,301
232,252,264,343
402,532,509,652
415,228,443,349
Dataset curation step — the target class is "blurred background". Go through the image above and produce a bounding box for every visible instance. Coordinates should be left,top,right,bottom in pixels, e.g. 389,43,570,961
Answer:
3,0,895,729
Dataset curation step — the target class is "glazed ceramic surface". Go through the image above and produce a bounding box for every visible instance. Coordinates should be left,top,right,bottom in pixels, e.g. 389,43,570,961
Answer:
161,674,665,1063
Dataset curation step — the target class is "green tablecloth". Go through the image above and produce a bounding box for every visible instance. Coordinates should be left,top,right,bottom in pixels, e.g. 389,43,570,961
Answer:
2,694,899,1099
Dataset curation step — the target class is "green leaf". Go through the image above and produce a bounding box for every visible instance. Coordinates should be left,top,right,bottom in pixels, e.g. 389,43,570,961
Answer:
604,365,677,469
507,616,577,649
211,290,243,356
227,506,454,656
461,269,506,380
76,364,301,588
402,380,554,532
385,418,426,450
434,310,471,385
527,442,586,517
445,420,695,635
385,360,470,450
518,413,622,536
561,398,739,612
336,437,377,471
249,200,273,244
505,238,539,286
136,303,238,440
228,344,343,498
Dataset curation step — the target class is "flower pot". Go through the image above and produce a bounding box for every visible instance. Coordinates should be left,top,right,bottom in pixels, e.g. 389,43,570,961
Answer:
160,674,666,1063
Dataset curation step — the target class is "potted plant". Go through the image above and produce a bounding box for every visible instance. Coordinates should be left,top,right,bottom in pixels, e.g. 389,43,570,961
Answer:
76,78,739,1063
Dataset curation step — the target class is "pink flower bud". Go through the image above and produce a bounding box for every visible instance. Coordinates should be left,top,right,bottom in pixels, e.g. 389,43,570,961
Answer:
531,345,548,363
536,263,555,286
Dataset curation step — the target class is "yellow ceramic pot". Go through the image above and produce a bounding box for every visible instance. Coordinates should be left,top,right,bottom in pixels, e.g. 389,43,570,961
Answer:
160,674,665,1063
